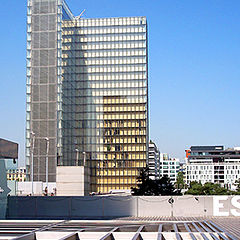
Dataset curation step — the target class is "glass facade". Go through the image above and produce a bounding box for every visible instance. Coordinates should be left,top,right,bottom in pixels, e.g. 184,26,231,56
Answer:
60,17,148,192
26,0,73,182
27,0,148,192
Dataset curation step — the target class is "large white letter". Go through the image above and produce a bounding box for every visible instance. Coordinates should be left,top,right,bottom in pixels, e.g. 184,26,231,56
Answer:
231,196,240,216
213,196,229,216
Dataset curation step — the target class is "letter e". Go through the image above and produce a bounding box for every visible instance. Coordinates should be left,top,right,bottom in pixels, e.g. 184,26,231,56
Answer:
213,196,229,216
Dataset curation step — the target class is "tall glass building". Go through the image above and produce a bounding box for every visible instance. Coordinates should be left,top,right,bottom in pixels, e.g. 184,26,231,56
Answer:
26,0,148,193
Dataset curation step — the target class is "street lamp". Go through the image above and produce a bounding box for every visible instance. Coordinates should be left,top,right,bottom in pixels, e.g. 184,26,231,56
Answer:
31,132,35,195
83,151,86,166
45,137,49,191
75,149,79,166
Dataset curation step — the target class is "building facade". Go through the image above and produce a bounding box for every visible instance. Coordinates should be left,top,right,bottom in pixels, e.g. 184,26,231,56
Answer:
7,168,26,182
148,140,160,180
26,0,71,182
186,146,240,190
26,0,148,193
159,153,180,182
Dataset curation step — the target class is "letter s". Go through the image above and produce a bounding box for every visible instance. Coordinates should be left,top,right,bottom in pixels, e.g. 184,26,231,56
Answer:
231,196,240,216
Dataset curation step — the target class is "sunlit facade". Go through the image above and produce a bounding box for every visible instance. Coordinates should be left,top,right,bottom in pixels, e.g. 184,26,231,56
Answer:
26,0,148,193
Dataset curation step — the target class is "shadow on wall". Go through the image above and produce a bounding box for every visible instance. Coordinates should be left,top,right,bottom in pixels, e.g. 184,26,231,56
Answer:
7,195,136,220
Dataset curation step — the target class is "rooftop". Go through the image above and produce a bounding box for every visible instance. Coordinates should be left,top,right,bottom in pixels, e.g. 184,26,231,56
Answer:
0,218,239,240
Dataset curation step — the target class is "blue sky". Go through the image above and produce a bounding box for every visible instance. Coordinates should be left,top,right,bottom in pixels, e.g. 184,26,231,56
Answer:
0,0,240,166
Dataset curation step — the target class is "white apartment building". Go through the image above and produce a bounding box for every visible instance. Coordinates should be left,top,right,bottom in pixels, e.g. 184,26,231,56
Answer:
159,153,180,182
148,141,160,180
186,146,240,190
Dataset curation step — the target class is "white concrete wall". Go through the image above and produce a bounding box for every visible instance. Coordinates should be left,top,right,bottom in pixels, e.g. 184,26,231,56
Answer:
56,166,90,196
138,196,171,216
6,195,240,219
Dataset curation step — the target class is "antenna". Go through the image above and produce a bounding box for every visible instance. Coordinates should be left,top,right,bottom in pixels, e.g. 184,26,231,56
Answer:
75,9,86,20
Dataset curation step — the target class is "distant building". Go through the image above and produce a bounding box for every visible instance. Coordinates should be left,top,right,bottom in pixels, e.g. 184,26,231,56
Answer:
185,149,191,159
7,167,26,182
148,141,160,180
159,153,180,182
186,146,240,190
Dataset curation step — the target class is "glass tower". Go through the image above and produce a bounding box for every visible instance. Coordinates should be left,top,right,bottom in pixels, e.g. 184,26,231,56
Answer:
26,0,73,182
26,0,148,192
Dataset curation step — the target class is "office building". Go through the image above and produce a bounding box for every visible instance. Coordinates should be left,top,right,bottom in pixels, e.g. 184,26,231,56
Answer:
148,140,160,180
186,146,240,190
26,0,148,193
159,153,180,182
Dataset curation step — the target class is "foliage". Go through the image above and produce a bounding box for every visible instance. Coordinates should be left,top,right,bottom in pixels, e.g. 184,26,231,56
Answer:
185,181,232,195
131,167,152,196
153,176,180,196
131,168,240,196
107,145,111,151
234,179,240,193
131,167,181,196
175,171,185,190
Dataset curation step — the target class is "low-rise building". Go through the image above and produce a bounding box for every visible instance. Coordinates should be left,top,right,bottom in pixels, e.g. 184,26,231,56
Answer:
159,153,180,182
7,167,26,182
186,146,240,190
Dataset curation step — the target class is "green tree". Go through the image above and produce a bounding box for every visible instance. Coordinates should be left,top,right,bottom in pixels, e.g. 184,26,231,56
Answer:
153,176,180,196
234,179,240,193
175,171,185,190
202,182,229,195
131,167,153,196
131,167,180,196
185,181,204,195
185,181,232,195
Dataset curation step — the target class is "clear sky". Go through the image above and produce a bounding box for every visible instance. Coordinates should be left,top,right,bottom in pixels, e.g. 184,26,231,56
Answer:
0,0,240,166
